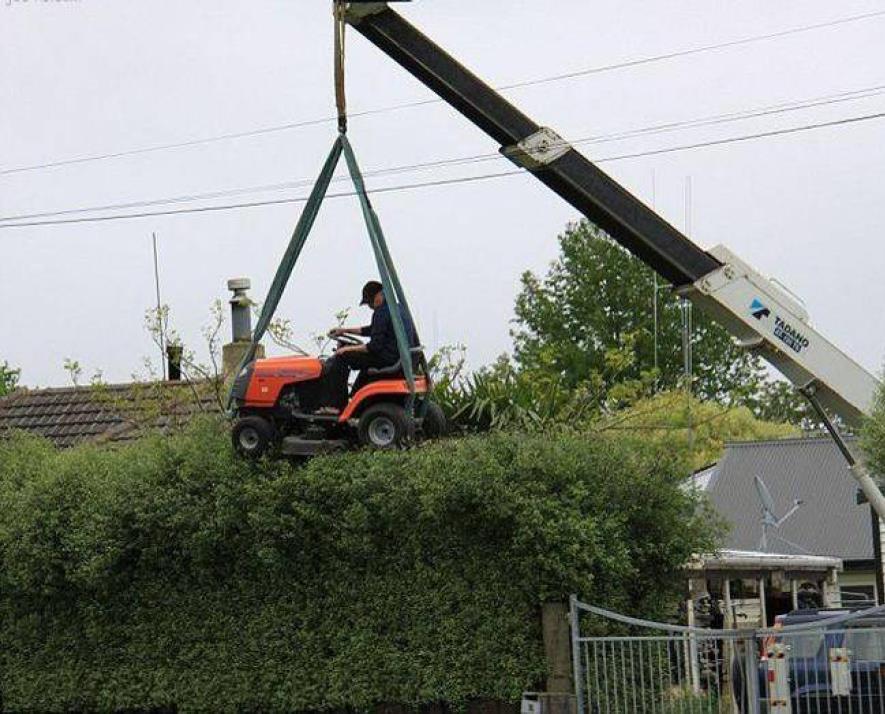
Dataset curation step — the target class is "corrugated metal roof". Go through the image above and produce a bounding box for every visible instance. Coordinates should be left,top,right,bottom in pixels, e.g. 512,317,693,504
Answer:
705,437,872,562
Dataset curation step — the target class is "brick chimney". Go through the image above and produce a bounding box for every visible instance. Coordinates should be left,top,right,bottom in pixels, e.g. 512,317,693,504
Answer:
166,342,183,381
222,278,264,378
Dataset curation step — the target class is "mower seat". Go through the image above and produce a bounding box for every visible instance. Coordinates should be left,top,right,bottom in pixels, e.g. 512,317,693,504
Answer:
366,347,424,377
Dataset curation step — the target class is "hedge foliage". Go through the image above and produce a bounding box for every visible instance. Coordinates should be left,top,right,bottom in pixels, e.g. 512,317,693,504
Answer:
0,418,718,713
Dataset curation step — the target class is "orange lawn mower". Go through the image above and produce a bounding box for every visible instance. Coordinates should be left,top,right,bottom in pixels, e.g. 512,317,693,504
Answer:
225,107,449,458
229,334,446,458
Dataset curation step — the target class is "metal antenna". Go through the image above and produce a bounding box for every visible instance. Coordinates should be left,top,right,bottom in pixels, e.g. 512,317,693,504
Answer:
152,232,166,380
681,296,693,461
684,175,692,238
754,474,803,551
682,177,694,465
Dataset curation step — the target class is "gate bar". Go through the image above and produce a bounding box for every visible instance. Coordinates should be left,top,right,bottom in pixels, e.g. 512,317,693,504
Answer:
569,595,586,714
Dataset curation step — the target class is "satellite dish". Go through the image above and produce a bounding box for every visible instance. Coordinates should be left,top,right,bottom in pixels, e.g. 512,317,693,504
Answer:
753,474,803,552
754,475,778,524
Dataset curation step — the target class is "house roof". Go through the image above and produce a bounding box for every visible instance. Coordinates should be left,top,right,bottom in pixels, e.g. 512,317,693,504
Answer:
687,549,842,576
0,381,222,448
702,437,871,562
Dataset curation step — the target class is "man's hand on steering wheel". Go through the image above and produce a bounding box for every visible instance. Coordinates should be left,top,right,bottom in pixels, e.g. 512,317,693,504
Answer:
331,332,364,355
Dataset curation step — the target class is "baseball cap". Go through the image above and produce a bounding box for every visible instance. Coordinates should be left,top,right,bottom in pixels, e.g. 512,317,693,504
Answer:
360,280,383,306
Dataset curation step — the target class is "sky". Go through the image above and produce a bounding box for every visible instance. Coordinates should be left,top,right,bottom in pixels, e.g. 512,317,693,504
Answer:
2,0,884,388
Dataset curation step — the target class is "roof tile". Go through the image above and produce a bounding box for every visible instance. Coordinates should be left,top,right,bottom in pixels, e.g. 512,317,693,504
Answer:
0,381,221,449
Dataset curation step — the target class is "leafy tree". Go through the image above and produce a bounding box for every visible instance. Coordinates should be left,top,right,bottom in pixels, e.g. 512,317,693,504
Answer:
862,379,885,475
0,361,20,396
747,379,817,429
594,390,798,470
513,220,768,406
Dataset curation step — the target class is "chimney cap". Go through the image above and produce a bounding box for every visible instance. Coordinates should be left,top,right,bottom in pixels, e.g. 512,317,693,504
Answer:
227,277,251,292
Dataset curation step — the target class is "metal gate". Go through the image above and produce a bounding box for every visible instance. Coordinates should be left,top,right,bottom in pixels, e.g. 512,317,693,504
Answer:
569,595,885,714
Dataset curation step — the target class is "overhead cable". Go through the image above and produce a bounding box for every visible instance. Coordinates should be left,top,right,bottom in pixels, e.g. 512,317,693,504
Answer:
2,7,883,176
2,109,884,229
3,83,884,223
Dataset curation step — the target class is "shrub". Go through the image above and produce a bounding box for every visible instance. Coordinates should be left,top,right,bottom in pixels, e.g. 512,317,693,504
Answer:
0,418,718,713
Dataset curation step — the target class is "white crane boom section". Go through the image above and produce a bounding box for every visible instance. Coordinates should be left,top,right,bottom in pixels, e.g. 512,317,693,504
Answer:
683,244,879,427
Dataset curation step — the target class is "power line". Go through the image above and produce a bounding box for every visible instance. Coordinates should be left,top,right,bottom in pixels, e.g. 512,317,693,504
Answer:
5,82,885,223
592,110,885,162
0,101,438,177
3,109,883,230
497,8,885,91
0,170,524,228
2,7,883,177
571,84,885,148
0,151,498,223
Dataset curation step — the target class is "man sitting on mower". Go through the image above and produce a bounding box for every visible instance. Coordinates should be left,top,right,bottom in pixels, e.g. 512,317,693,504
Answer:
320,280,417,413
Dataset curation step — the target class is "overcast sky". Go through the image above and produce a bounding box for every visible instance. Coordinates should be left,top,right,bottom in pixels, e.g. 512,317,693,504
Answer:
2,0,884,388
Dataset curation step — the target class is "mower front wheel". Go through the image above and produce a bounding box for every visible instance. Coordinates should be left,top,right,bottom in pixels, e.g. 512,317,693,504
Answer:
358,403,414,450
232,415,275,459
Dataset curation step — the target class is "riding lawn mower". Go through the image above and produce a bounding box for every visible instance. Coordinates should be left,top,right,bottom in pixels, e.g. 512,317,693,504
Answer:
229,333,446,458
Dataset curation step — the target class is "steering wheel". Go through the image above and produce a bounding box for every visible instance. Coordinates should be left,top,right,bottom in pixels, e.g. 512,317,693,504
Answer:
333,333,363,347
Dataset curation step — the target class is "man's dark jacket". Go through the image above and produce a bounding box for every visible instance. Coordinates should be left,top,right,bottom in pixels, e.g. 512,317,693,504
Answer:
360,302,418,365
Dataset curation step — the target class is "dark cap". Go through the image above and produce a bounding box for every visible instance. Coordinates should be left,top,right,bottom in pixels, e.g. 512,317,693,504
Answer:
360,280,383,306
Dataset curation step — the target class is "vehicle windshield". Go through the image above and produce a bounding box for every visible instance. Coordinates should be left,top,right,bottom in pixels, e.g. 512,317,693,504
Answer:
777,623,885,661
845,628,885,661
780,631,824,659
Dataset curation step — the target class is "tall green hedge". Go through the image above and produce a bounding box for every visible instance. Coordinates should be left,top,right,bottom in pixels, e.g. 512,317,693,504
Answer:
0,419,717,713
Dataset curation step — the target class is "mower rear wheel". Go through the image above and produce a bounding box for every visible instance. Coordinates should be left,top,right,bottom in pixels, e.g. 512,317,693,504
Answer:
232,416,274,459
421,401,448,439
358,403,413,449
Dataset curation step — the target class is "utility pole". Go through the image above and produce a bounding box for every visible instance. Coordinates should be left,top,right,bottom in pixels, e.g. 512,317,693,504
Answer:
151,232,166,380
683,178,694,467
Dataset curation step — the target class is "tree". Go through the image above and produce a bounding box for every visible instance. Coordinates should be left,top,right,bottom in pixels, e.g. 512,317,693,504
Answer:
0,361,20,397
746,378,817,430
513,220,768,406
595,390,798,470
862,380,885,475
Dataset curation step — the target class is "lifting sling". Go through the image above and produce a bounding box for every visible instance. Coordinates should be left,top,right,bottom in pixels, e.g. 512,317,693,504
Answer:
225,133,419,412
226,3,418,413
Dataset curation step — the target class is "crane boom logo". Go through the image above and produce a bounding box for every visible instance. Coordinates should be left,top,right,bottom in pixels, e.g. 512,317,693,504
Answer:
749,297,810,354
750,298,771,320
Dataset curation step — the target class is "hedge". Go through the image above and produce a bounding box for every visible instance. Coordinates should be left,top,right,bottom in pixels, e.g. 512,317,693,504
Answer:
0,418,718,713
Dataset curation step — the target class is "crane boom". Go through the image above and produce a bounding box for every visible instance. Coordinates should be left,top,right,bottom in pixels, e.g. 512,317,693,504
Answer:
345,2,719,288
343,2,883,514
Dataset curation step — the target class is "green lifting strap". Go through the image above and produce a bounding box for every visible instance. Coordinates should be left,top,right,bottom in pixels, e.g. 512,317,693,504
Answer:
340,135,416,393
226,133,417,412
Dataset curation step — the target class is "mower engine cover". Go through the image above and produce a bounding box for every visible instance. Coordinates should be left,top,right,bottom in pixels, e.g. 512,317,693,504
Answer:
233,356,324,408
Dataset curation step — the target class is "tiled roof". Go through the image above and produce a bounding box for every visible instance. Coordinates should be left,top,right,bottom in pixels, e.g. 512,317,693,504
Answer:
702,436,872,562
0,381,222,448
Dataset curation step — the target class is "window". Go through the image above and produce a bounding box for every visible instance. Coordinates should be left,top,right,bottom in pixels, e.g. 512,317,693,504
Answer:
841,586,876,605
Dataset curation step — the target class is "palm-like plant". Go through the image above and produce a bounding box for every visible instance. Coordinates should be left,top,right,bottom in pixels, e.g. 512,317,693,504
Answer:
431,350,600,432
